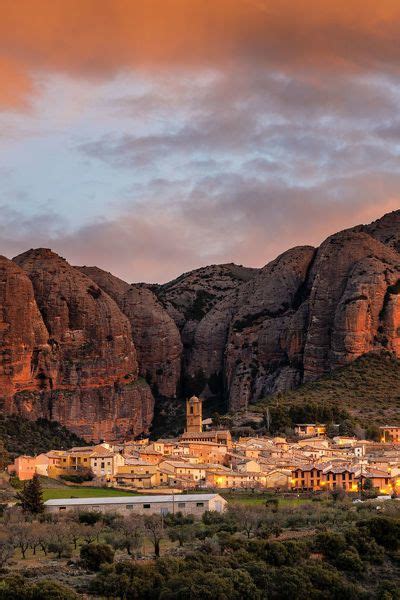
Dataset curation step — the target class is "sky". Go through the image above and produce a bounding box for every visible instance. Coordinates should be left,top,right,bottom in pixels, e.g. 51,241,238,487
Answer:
1,1,400,283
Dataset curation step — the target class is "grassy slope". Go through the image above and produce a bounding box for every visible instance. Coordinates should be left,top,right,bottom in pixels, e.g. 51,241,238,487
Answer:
42,487,138,501
252,352,400,426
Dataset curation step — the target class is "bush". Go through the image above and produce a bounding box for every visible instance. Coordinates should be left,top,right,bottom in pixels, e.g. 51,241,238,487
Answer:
80,543,114,571
30,579,80,599
60,469,94,484
0,575,79,599
315,531,347,558
78,511,102,525
335,548,364,572
358,517,400,551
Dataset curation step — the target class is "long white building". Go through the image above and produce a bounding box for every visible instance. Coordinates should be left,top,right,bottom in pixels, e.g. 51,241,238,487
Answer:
44,493,227,516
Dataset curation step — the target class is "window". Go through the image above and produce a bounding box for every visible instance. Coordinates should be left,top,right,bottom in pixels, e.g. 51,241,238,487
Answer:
196,502,204,507
101,462,105,469
178,502,186,508
143,504,151,509
126,505,133,510
59,506,66,511
190,406,194,414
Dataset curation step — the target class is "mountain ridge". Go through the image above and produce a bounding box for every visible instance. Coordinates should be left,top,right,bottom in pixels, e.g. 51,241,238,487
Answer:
0,210,398,439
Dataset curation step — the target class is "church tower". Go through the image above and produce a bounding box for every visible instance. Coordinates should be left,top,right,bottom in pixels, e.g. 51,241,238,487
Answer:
185,396,203,433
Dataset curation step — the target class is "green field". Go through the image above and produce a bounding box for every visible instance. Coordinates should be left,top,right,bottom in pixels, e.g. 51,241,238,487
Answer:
220,492,312,507
42,487,138,501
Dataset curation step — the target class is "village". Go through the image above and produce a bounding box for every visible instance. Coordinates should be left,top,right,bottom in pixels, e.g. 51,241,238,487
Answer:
8,397,400,500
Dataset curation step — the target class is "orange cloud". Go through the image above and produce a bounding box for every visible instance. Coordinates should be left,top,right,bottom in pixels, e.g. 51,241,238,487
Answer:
1,0,400,93
0,57,33,109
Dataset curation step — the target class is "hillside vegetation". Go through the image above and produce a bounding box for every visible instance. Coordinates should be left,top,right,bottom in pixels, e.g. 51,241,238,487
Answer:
0,416,87,457
251,352,400,430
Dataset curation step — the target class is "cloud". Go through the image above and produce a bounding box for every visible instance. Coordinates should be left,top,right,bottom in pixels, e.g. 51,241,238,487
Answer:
2,174,399,283
2,1,400,108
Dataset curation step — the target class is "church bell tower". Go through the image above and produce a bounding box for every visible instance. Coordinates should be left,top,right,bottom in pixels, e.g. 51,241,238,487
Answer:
185,396,203,433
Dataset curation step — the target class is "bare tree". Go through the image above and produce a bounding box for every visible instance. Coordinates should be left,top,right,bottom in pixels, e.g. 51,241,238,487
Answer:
48,523,73,559
36,523,53,556
68,521,86,550
0,531,14,568
228,504,264,539
9,522,32,559
144,515,165,558
116,514,145,557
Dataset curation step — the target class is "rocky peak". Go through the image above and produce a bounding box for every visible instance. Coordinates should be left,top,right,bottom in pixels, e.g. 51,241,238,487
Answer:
356,209,400,253
11,249,154,440
77,266,130,305
77,266,182,399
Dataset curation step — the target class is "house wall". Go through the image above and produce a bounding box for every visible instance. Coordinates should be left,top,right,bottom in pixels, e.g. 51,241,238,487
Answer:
45,498,224,516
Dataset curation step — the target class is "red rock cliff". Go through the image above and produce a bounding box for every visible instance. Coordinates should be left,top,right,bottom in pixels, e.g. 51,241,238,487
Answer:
9,249,154,440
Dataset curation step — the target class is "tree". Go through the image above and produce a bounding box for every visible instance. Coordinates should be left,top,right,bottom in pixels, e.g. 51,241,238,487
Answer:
144,515,165,558
115,514,144,556
9,522,31,559
16,474,44,514
0,440,9,471
228,504,263,539
80,543,114,571
359,516,400,551
168,524,195,547
0,534,14,568
67,521,86,550
48,524,73,559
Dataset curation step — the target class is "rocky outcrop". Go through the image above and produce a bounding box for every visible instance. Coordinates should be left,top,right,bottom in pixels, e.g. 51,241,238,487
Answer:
77,267,182,399
187,247,316,409
120,285,182,398
77,266,130,306
303,230,400,380
0,256,50,404
153,263,258,394
10,249,154,440
180,211,400,410
357,209,400,253
1,210,400,430
154,263,258,330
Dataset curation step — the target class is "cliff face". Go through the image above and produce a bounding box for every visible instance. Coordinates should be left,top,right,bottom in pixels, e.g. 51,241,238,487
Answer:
9,249,154,440
178,210,400,410
187,247,316,409
0,210,399,435
0,256,50,403
77,266,130,306
120,285,182,398
77,267,182,399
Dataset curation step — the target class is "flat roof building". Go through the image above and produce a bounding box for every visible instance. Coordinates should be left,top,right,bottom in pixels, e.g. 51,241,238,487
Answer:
44,493,227,516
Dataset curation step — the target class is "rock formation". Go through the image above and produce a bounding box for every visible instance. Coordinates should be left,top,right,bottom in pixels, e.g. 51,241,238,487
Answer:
77,267,182,399
179,210,400,410
0,256,50,404
0,210,399,434
10,249,154,440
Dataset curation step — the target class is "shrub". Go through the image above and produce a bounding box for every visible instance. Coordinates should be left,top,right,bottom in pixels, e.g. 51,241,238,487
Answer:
78,511,102,525
315,531,347,558
335,548,364,572
358,517,400,551
80,543,114,571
